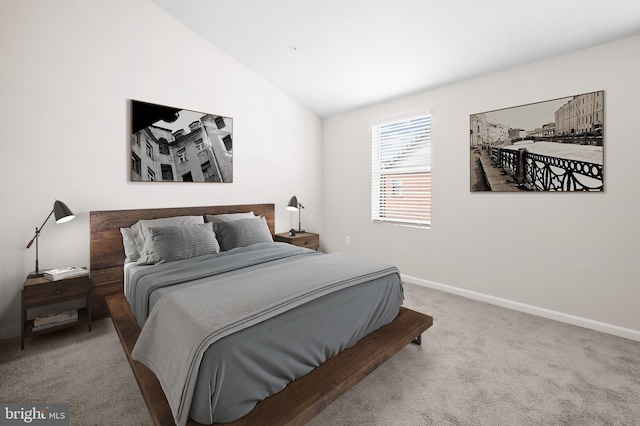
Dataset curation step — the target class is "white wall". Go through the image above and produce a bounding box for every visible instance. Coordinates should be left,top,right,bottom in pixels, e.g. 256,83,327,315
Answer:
3,1,637,343
0,0,322,338
322,35,640,340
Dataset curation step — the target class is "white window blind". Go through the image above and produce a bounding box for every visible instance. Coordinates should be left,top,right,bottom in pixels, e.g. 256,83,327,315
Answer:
371,115,431,227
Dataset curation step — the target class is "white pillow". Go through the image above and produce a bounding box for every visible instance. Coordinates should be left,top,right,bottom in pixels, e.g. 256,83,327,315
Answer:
120,227,140,263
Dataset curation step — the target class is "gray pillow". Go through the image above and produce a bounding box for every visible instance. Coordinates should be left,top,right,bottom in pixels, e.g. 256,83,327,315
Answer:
215,216,273,251
146,223,220,264
133,215,205,264
204,212,255,224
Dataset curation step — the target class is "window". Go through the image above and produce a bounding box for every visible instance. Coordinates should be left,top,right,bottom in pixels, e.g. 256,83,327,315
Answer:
177,148,188,163
222,135,232,152
159,139,169,155
189,121,202,132
147,167,156,181
161,164,173,181
201,160,221,182
201,161,213,178
132,153,141,176
195,139,204,153
371,115,431,227
146,142,154,160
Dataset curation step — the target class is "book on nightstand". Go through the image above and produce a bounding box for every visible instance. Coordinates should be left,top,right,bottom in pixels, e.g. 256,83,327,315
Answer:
43,266,89,281
32,309,78,331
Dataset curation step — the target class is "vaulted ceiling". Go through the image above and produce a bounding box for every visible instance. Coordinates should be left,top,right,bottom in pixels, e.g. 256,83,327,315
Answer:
151,0,640,117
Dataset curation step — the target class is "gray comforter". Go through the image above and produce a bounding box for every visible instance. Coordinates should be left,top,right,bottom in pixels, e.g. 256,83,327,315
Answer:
129,242,402,425
128,242,316,327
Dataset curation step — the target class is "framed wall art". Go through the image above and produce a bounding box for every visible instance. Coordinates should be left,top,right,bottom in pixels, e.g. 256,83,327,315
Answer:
131,100,233,183
470,91,604,192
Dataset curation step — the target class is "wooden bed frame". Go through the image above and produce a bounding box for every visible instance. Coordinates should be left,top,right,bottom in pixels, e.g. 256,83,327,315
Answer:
90,204,433,425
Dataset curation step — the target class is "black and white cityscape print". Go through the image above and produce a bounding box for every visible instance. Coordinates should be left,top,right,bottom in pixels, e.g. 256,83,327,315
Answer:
470,91,604,192
131,100,233,183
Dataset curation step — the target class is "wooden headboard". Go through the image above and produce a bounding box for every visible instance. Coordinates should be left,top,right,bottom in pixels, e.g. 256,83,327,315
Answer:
89,203,275,319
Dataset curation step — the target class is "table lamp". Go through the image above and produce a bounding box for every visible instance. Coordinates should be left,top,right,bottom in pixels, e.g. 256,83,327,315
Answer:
287,195,305,234
26,200,75,278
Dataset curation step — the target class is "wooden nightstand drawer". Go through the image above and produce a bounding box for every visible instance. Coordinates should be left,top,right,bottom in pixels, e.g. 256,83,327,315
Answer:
274,232,320,250
23,276,90,308
291,234,319,249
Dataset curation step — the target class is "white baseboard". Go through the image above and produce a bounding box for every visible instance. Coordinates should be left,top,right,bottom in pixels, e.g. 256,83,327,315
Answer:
402,274,640,343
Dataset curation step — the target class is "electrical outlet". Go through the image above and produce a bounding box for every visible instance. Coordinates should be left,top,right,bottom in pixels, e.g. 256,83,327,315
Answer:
345,236,351,245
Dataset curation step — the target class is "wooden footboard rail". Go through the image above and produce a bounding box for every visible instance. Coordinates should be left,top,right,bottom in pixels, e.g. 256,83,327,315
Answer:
106,294,433,426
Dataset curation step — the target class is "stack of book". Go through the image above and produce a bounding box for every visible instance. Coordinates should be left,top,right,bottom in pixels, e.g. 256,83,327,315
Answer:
32,309,78,331
43,267,88,281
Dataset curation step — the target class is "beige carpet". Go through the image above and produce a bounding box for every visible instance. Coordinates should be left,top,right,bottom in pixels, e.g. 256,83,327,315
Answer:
2,283,640,425
311,284,640,425
0,315,151,425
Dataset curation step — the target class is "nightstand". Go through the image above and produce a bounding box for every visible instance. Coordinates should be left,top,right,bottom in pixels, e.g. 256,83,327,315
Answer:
274,232,320,250
21,273,92,349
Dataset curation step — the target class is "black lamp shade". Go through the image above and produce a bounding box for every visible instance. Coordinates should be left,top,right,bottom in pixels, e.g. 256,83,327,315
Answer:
53,200,75,223
287,196,299,211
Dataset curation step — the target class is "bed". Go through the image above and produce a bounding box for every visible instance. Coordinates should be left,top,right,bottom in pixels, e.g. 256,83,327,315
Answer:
89,204,433,426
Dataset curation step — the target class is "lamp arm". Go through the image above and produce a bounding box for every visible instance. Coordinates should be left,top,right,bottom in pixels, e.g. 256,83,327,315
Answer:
297,203,305,232
26,209,54,249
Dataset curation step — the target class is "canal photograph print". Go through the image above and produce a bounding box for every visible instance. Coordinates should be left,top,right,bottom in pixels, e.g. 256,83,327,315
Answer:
470,91,604,192
131,100,233,183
